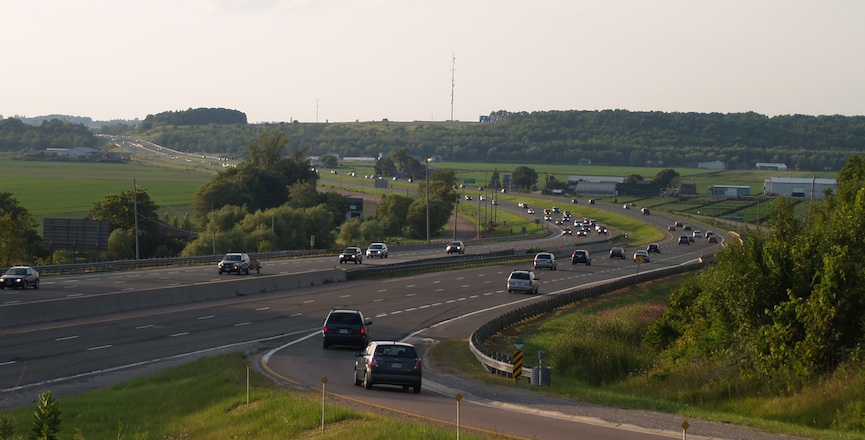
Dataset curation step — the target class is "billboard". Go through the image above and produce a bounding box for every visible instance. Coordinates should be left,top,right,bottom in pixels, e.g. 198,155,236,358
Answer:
43,218,110,252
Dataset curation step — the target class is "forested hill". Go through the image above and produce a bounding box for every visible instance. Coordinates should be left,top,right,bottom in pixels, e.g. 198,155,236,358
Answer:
139,107,247,130
0,118,108,151
132,110,865,171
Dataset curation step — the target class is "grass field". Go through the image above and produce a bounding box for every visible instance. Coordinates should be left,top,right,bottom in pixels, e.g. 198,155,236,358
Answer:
0,353,491,440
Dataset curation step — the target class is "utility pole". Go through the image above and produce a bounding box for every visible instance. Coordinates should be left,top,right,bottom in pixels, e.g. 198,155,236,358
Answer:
450,54,456,121
452,194,459,240
425,155,430,243
133,179,139,260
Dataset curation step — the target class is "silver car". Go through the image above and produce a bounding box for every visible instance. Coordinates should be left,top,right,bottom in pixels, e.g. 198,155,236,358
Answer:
507,270,539,294
366,243,388,258
533,252,557,270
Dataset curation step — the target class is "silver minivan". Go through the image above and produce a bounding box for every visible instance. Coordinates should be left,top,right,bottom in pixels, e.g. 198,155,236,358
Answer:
533,252,557,270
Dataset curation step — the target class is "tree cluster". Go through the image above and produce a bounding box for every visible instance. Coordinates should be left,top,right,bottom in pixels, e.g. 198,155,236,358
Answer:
0,118,108,151
138,107,247,131
646,155,865,385
131,110,865,171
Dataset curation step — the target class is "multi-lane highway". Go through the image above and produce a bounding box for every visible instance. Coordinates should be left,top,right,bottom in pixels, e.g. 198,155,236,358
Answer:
0,200,758,439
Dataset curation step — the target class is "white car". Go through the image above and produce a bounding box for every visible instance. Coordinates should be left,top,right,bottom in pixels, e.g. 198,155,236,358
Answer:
366,243,388,258
633,250,650,263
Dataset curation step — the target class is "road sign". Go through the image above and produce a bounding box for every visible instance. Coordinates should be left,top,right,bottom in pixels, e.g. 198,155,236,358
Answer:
463,179,476,184
513,350,523,379
635,255,645,264
514,340,524,350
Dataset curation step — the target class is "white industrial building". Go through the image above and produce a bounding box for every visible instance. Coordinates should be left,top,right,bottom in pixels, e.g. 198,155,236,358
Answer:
756,163,788,171
698,161,726,170
567,176,623,196
763,177,836,199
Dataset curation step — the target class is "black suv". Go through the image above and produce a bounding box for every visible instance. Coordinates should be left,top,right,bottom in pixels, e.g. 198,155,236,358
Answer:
609,247,626,259
323,309,371,349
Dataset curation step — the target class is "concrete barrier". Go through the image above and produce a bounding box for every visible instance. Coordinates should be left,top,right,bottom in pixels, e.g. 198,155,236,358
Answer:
0,269,346,328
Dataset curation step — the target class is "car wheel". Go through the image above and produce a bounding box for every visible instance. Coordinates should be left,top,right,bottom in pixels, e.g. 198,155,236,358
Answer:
413,384,421,394
245,267,250,275
354,370,362,386
363,371,373,389
0,286,4,290
385,254,388,258
34,279,39,289
507,289,511,293
218,269,223,274
323,339,328,349
20,282,25,290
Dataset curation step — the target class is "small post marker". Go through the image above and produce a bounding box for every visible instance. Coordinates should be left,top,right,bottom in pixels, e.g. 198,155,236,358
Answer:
681,420,689,440
245,361,251,407
321,377,328,433
513,340,524,385
455,393,463,440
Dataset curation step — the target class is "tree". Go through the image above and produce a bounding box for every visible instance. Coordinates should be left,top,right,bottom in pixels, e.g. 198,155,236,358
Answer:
319,154,338,168
246,128,285,173
653,168,680,189
511,166,538,189
288,181,319,209
374,157,396,177
624,174,643,184
87,188,159,235
488,168,502,189
0,191,39,266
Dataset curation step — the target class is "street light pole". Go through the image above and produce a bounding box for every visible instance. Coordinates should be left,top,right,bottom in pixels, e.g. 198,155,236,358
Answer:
425,155,430,244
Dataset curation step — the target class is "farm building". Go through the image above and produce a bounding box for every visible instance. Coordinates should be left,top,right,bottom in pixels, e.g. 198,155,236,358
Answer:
567,175,623,196
756,162,788,171
763,177,836,198
698,161,726,170
708,185,751,196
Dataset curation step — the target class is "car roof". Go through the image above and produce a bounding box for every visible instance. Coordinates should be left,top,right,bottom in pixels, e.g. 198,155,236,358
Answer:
370,341,414,347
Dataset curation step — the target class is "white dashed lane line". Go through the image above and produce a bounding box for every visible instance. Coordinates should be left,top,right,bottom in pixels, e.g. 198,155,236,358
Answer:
136,325,154,329
198,315,215,320
87,345,112,351
55,336,79,341
234,322,252,326
170,332,188,337
256,307,270,311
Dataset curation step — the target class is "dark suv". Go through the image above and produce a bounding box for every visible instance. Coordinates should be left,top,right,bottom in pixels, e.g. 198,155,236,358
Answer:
609,247,626,259
323,309,371,349
571,250,591,265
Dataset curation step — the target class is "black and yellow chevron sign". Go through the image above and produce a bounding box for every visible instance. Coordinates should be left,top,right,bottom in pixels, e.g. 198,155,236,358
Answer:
513,350,523,379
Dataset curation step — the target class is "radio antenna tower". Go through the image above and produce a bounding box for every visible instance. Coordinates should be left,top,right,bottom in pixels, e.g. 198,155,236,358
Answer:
450,53,455,121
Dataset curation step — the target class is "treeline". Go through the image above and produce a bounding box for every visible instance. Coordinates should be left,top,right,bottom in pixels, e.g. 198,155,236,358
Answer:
0,118,109,151
139,107,247,131
130,110,865,170
646,155,865,387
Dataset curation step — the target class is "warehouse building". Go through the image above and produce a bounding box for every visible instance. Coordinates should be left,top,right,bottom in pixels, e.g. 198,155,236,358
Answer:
763,177,836,199
708,185,751,196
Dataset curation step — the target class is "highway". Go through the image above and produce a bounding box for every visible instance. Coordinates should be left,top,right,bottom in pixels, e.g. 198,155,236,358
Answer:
0,201,746,439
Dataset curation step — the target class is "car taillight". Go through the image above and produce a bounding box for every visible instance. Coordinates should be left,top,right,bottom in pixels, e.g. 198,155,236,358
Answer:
323,326,328,333
413,360,422,371
360,327,365,334
369,359,378,367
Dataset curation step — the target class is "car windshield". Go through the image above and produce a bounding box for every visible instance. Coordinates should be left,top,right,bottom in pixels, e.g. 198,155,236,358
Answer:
7,268,27,275
224,255,241,261
612,247,623,252
375,345,417,357
370,244,383,249
536,254,551,260
328,313,362,325
342,248,356,254
510,272,529,280
449,242,460,246
575,252,587,256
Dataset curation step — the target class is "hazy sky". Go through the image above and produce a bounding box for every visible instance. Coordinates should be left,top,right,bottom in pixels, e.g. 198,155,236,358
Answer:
2,1,864,123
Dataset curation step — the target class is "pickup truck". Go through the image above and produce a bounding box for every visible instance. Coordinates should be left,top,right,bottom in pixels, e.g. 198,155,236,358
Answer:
218,252,261,275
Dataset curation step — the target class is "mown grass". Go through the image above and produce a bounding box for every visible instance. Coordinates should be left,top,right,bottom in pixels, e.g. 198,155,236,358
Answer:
0,353,494,440
431,275,865,440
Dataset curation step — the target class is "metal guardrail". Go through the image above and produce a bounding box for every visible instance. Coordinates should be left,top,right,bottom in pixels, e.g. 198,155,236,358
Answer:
468,257,712,378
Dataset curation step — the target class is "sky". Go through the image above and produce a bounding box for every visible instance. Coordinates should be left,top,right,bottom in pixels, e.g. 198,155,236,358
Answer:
2,0,864,124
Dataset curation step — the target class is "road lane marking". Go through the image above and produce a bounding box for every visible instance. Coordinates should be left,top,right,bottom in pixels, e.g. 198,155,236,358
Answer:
446,300,456,303
340,295,351,298
469,295,478,299
87,345,112,351
67,293,82,297
303,300,314,304
234,322,252,326
55,336,79,341
435,289,443,292
461,284,469,288
170,332,188,337
406,284,415,288
405,308,417,312
64,286,78,289
4,301,21,304
433,281,440,284
375,313,388,318
136,325,154,329
256,307,270,311
122,288,135,291
373,299,384,302
198,315,215,320
289,313,302,317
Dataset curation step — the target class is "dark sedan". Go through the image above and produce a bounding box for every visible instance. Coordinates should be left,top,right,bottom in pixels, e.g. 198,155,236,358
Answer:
355,341,422,394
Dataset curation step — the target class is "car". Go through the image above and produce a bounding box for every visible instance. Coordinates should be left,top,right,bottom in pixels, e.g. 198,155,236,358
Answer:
576,230,587,236
623,204,630,209
527,209,536,214
507,270,540,293
641,208,650,215
533,252,557,270
392,176,398,181
563,211,572,217
366,243,388,258
668,225,677,231
571,198,578,204
464,195,472,201
543,209,553,215
0,265,40,289
597,227,608,235
683,225,692,231
339,247,364,264
518,202,526,208
446,241,465,254
554,219,563,225
218,252,259,274
647,243,660,253
588,199,595,204
544,215,553,221
675,221,683,227
479,195,486,201
609,247,626,259
633,250,650,263
589,219,597,226
678,235,690,245
491,200,498,205
552,206,560,213
571,250,591,265
693,230,703,239
354,341,422,393
323,309,371,348
562,228,572,235
707,236,718,243
706,231,714,237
